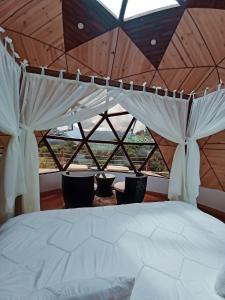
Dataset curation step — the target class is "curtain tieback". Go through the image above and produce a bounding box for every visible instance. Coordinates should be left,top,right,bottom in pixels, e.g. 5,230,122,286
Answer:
179,137,196,147
19,123,31,135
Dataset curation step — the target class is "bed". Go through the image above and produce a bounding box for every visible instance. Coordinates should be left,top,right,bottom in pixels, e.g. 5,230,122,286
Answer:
0,201,225,300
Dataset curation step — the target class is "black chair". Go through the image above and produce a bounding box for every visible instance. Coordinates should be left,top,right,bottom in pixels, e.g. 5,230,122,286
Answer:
115,173,147,205
62,172,95,208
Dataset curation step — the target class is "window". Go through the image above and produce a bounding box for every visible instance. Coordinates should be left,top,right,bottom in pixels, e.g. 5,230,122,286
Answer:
97,0,123,18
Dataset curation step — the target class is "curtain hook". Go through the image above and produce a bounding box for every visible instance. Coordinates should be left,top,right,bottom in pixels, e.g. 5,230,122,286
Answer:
218,79,223,91
91,75,97,84
40,65,47,75
0,26,5,33
164,88,168,96
142,82,147,91
173,90,177,98
59,69,65,78
155,86,161,94
21,59,29,72
129,81,133,90
104,76,110,86
13,52,20,59
118,79,123,89
189,90,195,100
204,87,209,96
76,69,81,81
180,90,184,99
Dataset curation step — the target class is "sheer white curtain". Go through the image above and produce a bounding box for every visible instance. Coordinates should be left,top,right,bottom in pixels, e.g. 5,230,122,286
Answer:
19,72,118,213
0,41,25,217
186,89,225,205
119,91,189,202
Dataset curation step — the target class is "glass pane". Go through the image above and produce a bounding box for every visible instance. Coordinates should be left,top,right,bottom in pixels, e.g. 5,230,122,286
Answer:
88,142,116,167
97,0,123,18
124,120,154,143
107,147,131,170
124,144,154,170
146,148,169,177
108,104,127,114
89,119,117,141
47,138,80,167
124,0,179,20
69,145,95,169
38,141,58,173
81,116,102,137
49,125,82,139
108,114,133,139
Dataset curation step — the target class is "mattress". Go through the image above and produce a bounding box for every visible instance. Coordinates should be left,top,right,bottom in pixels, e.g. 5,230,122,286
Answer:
0,201,225,300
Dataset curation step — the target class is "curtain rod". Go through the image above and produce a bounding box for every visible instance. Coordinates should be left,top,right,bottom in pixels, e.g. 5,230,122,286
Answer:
26,66,190,100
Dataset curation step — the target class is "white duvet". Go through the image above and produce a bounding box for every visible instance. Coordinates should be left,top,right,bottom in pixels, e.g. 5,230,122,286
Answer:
0,201,225,300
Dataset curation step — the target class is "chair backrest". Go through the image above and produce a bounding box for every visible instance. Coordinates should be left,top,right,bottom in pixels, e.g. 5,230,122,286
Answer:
124,174,147,203
62,173,95,208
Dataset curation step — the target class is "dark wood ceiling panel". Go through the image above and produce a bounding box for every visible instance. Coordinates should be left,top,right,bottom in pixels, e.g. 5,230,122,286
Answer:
122,6,185,68
32,14,65,51
180,0,225,10
67,28,119,77
2,0,62,35
0,0,31,24
111,28,155,80
189,8,225,64
62,0,118,51
175,10,214,67
159,68,191,91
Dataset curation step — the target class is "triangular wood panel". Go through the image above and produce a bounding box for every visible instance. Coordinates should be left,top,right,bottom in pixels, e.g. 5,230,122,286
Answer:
121,71,155,87
2,0,62,35
111,29,155,80
159,68,191,91
63,0,118,51
66,55,95,76
201,168,223,190
122,6,185,68
189,8,225,64
48,54,67,71
171,33,193,68
203,130,225,148
0,0,31,24
150,71,167,89
196,68,219,93
175,10,214,66
67,28,119,77
32,14,65,51
199,151,211,178
181,67,214,94
157,145,176,170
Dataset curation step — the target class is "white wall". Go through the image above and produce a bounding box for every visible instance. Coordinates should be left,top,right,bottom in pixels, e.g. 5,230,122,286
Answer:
39,172,225,213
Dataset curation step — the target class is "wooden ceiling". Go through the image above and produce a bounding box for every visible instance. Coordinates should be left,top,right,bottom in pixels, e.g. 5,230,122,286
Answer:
1,0,225,193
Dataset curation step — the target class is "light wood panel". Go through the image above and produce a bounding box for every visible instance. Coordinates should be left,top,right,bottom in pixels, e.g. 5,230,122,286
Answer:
121,71,155,87
0,0,31,24
175,10,214,66
171,33,193,67
205,130,225,146
32,14,64,51
196,68,219,93
218,67,225,83
67,28,119,77
189,8,225,64
199,151,211,178
111,28,155,80
159,68,191,91
203,149,225,190
48,54,67,71
181,67,214,94
158,145,176,169
150,71,167,89
2,0,62,35
201,168,223,190
66,55,95,76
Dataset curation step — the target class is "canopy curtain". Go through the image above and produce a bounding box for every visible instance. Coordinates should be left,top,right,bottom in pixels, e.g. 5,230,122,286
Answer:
186,89,225,204
119,91,190,203
0,41,25,217
19,72,118,213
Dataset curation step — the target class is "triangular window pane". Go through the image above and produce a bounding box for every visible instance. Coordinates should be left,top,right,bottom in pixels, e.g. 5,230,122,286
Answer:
38,141,58,173
49,125,82,139
106,146,131,171
124,144,155,170
97,0,123,18
146,148,169,177
89,119,117,141
81,116,102,137
88,142,117,168
47,138,80,168
108,114,133,139
124,0,179,20
68,144,95,170
108,104,127,114
124,120,154,143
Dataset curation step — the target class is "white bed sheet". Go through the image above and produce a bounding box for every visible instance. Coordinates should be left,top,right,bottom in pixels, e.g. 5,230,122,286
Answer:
0,201,225,300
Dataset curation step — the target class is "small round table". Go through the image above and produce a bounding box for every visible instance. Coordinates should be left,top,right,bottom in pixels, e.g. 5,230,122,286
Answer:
95,173,115,197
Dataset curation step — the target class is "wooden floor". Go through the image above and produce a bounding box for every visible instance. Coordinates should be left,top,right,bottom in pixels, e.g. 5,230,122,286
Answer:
40,189,225,223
